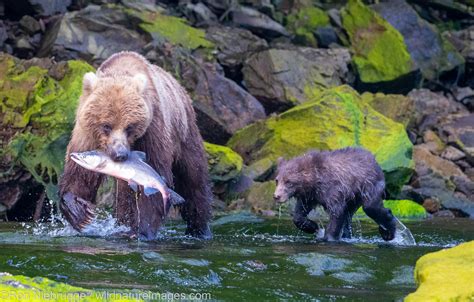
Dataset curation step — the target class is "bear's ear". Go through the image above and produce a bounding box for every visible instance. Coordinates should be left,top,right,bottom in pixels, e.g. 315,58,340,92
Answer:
277,157,286,166
132,73,148,94
82,72,98,94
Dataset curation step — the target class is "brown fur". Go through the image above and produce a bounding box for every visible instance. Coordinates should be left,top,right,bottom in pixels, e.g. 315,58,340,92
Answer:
59,51,212,239
274,147,396,241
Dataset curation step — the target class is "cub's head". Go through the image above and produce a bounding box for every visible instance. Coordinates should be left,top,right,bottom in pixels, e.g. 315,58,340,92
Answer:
273,156,313,203
78,72,152,162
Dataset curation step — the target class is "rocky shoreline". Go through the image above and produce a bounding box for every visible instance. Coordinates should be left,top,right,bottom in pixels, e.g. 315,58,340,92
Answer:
0,0,473,221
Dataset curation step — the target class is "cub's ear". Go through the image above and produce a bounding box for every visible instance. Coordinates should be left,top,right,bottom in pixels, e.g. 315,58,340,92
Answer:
132,73,148,93
82,72,98,94
277,157,286,166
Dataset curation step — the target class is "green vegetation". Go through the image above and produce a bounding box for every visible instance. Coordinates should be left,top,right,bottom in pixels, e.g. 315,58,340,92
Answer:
204,142,243,183
286,6,329,46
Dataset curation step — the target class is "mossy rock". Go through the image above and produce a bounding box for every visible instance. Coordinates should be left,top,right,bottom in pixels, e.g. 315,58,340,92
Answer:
204,142,243,183
1,54,94,201
228,85,414,196
286,6,330,46
127,9,214,50
356,200,427,219
405,241,474,302
341,0,414,83
245,181,277,211
361,92,415,128
0,272,141,301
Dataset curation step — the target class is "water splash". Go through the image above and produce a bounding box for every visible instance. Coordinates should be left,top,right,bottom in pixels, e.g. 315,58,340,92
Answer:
32,209,129,237
391,218,416,246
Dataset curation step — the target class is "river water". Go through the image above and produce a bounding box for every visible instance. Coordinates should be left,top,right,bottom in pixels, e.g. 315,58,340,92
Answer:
0,212,472,301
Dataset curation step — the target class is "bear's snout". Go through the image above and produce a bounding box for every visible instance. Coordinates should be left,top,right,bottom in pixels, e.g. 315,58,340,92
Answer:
107,143,129,162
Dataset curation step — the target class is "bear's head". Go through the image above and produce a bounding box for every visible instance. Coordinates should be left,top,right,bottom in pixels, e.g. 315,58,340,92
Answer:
77,72,152,162
273,156,315,203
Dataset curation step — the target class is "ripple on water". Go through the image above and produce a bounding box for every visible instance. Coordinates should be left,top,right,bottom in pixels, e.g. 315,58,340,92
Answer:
289,253,352,276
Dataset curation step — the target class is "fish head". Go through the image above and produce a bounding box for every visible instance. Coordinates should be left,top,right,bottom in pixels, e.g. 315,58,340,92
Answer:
70,151,108,171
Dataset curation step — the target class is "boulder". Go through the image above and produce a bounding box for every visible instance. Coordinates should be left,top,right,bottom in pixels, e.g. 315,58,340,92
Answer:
204,142,244,183
406,241,474,302
39,5,146,62
0,53,95,202
361,92,415,128
285,6,330,46
444,26,474,88
228,85,414,196
206,26,268,70
341,0,417,92
244,181,277,212
184,2,218,27
407,89,468,133
183,60,266,144
230,6,289,38
373,0,464,81
242,47,351,112
412,145,474,217
440,114,474,165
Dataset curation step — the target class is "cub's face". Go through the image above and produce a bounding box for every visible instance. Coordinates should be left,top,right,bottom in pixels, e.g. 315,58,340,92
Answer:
78,72,152,162
274,158,303,203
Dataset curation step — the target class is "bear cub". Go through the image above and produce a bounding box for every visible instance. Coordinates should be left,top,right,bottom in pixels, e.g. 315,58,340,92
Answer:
273,147,397,241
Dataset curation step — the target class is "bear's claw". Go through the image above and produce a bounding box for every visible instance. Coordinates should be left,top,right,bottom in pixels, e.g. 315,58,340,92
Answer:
60,192,96,231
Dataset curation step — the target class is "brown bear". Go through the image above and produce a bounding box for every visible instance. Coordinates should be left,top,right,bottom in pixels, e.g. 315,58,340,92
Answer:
273,147,397,241
59,51,212,240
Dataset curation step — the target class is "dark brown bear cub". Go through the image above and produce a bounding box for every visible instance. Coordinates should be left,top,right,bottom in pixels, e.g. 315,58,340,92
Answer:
274,147,397,241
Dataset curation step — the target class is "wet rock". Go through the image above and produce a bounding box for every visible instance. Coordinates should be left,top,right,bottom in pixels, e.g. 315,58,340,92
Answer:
228,85,414,196
440,114,474,164
206,26,268,70
451,175,474,201
422,130,445,155
406,241,474,302
204,142,243,183
39,5,146,62
242,47,351,112
444,26,474,88
314,26,339,48
230,6,289,38
408,89,467,132
244,181,277,211
19,16,41,35
432,209,456,218
361,92,415,128
422,198,441,213
0,53,95,201
452,86,474,110
373,0,464,81
184,2,218,26
341,0,418,93
183,61,266,143
285,6,329,46
412,145,474,216
441,146,465,161
244,158,274,181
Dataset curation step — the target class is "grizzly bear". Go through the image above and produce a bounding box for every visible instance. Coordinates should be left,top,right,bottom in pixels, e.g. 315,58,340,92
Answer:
59,51,212,240
273,147,397,241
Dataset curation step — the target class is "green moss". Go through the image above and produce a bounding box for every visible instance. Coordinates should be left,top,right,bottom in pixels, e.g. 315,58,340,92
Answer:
245,181,277,211
204,142,243,183
128,10,214,50
356,200,427,219
361,92,415,127
341,0,413,83
405,241,474,302
228,85,414,195
286,6,330,46
0,272,141,301
2,54,94,201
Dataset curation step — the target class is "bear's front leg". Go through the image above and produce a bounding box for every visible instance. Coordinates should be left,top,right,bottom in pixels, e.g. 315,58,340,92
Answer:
59,158,102,231
293,199,319,234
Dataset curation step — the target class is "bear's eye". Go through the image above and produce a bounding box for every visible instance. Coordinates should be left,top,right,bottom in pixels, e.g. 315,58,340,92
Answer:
102,124,112,135
125,125,134,137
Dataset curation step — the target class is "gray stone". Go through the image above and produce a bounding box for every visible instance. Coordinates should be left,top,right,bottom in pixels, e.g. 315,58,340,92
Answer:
230,6,289,38
373,0,464,81
19,16,41,35
242,47,351,112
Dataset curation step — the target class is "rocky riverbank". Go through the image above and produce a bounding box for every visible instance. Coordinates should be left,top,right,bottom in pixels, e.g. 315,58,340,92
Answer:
0,0,473,221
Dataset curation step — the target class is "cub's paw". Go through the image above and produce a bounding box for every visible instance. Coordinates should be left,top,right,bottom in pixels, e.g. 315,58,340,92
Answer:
60,192,96,231
379,225,396,241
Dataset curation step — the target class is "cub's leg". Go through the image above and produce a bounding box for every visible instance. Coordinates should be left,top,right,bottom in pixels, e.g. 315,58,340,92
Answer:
293,199,319,234
362,181,396,241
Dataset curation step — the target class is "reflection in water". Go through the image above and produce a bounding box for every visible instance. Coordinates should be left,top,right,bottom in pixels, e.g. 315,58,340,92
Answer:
0,214,471,301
